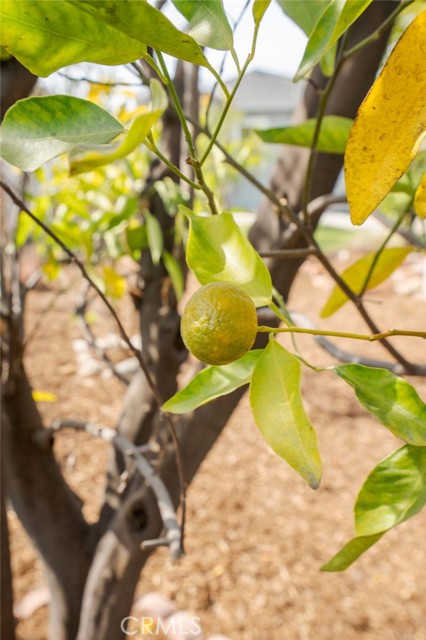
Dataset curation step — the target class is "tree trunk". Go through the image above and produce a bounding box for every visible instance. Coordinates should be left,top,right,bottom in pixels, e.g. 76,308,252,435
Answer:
3,370,92,640
0,57,37,120
1,421,16,640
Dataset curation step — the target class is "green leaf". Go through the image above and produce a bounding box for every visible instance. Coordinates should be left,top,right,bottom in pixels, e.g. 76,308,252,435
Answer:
320,247,413,317
0,0,147,76
256,116,352,154
163,349,262,414
380,150,426,217
171,0,233,50
321,533,384,572
70,79,167,175
294,0,374,82
276,0,330,35
66,0,209,67
355,445,426,535
162,251,184,300
249,340,322,489
0,96,124,172
320,41,337,77
145,211,163,265
253,0,272,25
184,209,272,307
336,365,426,446
322,445,426,571
126,224,147,252
0,46,12,60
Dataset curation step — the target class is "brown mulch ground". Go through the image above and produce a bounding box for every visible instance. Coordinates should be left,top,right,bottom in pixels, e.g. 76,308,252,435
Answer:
7,252,426,640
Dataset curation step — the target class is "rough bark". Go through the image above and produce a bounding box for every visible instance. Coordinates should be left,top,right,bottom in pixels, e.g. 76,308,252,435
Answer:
3,369,92,640
1,423,16,640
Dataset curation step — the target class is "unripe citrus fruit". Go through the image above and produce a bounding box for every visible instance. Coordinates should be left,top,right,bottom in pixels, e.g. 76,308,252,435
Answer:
181,282,258,366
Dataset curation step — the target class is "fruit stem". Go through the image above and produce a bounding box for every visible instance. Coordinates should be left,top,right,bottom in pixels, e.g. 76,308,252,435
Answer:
257,326,426,342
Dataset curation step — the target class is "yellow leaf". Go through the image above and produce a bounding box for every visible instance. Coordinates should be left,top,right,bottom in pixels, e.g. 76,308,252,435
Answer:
70,79,167,175
345,11,426,225
321,247,413,317
42,261,61,281
32,390,57,402
414,172,426,217
87,83,109,103
102,266,126,299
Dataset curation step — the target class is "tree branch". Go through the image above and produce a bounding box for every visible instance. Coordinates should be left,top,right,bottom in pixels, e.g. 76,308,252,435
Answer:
0,181,187,552
43,420,183,559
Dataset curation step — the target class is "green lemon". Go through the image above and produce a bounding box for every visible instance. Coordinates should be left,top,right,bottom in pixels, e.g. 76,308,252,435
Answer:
181,282,258,365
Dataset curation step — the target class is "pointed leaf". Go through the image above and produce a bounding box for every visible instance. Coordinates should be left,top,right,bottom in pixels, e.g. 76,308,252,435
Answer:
249,340,322,489
185,210,272,307
145,212,164,266
414,172,426,218
294,0,374,82
163,349,262,414
320,41,338,77
256,116,352,154
66,0,209,67
322,445,426,571
253,0,272,26
102,266,126,299
172,0,233,50
32,390,58,403
355,445,426,535
276,0,330,36
162,251,184,301
321,533,384,572
336,365,426,446
0,0,147,76
0,96,124,172
320,247,413,317
345,11,426,225
70,80,167,175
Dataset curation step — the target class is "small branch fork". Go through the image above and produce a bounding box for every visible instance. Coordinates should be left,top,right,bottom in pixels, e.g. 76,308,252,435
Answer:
38,419,183,560
288,312,426,376
257,325,426,342
0,180,186,554
74,282,131,386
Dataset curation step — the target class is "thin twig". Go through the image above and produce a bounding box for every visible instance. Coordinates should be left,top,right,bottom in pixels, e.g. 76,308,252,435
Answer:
204,0,249,126
359,209,406,296
46,420,183,559
301,32,349,228
199,18,263,168
57,71,144,88
373,210,426,248
145,134,201,190
155,51,219,216
258,325,426,341
75,283,130,385
342,0,415,60
289,311,426,375
0,181,187,553
260,248,318,259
